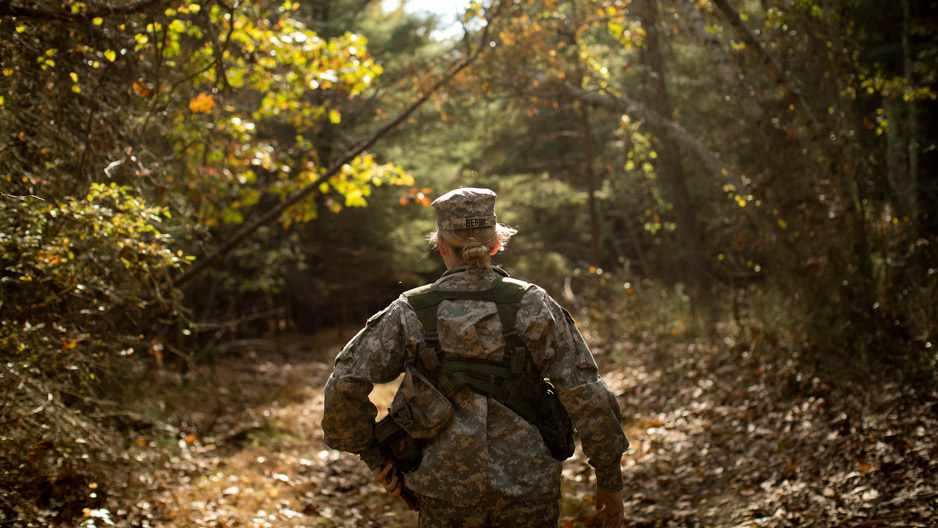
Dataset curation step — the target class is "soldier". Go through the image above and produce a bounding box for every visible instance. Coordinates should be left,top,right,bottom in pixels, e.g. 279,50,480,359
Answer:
322,188,628,527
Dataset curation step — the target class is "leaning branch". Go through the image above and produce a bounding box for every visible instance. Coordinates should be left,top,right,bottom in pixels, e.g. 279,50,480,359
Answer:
710,0,828,157
575,89,732,184
171,2,503,288
673,0,768,130
575,88,764,226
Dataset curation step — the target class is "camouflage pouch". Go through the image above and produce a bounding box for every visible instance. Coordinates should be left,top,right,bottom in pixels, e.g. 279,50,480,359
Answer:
389,366,453,439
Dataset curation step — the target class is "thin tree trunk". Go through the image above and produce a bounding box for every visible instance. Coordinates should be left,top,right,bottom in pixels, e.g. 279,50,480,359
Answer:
901,0,920,217
607,171,650,277
884,95,910,215
578,103,603,270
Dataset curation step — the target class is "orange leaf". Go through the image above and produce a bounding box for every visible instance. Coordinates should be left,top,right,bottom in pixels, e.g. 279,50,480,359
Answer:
133,80,151,98
188,92,215,114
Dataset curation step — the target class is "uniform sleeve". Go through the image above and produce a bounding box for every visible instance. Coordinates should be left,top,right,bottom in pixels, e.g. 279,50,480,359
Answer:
321,296,422,470
516,287,630,492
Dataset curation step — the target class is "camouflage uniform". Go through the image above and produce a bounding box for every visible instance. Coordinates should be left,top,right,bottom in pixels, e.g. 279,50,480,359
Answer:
321,188,628,525
321,267,629,511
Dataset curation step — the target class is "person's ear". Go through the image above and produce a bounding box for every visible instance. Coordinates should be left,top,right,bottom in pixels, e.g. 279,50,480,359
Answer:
439,239,450,256
490,238,500,255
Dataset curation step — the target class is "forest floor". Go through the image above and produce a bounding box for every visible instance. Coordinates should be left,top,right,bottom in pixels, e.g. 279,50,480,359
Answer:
94,326,938,528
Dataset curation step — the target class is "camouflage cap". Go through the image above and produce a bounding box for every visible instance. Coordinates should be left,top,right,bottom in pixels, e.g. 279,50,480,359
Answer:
431,188,498,231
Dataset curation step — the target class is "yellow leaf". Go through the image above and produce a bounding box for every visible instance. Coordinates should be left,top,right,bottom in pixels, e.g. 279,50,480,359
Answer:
92,17,103,25
104,49,117,62
70,72,78,82
72,85,81,94
0,96,4,107
328,109,341,124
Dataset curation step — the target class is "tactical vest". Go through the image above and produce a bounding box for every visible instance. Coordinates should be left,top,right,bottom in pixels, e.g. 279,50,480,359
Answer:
403,274,575,460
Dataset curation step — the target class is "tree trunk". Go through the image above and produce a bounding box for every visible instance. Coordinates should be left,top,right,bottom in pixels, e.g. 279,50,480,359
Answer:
636,0,705,293
901,0,920,218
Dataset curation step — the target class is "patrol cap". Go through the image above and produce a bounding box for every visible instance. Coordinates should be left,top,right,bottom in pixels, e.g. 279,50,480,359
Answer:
431,187,498,231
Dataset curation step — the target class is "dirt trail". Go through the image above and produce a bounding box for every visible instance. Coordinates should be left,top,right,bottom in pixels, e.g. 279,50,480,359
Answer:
126,330,604,527
113,329,937,528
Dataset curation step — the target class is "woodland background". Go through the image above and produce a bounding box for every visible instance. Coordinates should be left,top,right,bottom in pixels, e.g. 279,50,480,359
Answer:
1,0,936,526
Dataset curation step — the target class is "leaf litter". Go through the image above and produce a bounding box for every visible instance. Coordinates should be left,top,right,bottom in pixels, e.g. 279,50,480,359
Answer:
65,327,938,527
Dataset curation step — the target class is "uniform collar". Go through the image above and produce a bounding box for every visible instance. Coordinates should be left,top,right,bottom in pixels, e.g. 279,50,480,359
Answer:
440,264,510,279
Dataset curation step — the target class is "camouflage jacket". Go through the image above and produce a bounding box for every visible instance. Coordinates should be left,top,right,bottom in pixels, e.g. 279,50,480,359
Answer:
321,266,629,506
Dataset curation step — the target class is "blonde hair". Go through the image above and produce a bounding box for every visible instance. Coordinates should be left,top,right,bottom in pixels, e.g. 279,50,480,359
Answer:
429,224,518,269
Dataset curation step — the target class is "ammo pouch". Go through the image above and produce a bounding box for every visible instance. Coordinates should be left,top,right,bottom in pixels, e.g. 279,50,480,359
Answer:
375,367,452,473
389,367,453,439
